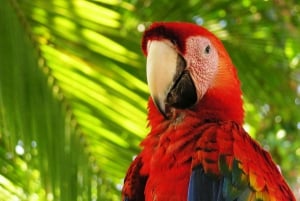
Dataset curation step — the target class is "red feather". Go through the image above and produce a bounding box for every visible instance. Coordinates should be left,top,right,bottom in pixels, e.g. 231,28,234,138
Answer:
122,22,295,201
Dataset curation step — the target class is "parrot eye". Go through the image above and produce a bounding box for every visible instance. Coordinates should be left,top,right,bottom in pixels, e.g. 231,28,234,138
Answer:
204,45,211,54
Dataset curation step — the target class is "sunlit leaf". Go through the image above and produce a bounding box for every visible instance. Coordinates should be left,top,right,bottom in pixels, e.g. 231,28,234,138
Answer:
1,0,300,200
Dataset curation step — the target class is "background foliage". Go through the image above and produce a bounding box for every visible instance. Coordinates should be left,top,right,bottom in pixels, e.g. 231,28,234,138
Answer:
0,0,299,200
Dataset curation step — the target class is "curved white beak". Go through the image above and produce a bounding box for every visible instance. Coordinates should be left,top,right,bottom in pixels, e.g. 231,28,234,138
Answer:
146,40,178,115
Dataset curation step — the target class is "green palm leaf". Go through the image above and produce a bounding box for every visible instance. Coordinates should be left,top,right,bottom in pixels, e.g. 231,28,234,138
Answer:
1,0,299,200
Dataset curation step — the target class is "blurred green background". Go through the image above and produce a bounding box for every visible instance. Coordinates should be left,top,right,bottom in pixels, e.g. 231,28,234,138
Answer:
0,0,299,200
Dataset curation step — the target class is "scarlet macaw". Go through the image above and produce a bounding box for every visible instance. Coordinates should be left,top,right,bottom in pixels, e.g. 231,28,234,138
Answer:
122,22,295,201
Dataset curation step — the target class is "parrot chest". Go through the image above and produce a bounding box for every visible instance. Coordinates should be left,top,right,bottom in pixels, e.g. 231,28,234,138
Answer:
145,163,190,201
141,120,229,201
143,124,200,201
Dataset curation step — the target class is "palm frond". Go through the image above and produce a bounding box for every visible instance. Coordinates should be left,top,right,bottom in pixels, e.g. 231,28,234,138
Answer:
1,0,300,200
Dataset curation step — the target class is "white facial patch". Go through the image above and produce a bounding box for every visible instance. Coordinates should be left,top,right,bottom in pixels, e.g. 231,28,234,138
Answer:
184,36,219,100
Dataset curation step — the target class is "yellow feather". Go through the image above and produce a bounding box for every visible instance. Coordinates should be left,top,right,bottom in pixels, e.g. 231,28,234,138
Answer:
255,191,270,201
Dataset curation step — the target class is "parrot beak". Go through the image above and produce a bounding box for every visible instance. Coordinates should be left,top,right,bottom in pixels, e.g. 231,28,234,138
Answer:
146,40,197,118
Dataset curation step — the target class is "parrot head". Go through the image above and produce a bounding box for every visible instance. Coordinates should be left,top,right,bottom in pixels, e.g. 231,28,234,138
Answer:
142,22,244,124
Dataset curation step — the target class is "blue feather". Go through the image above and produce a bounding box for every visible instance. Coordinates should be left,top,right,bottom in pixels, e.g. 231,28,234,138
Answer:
187,166,226,201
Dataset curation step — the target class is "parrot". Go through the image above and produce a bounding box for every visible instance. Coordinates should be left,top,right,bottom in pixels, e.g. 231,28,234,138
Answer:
122,22,296,201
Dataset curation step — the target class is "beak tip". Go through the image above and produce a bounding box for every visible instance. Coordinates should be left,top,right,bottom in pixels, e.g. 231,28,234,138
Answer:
153,97,168,119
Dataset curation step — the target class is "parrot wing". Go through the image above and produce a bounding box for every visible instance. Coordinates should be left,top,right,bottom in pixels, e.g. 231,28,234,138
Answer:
188,165,226,201
122,156,147,201
188,121,295,201
188,164,253,201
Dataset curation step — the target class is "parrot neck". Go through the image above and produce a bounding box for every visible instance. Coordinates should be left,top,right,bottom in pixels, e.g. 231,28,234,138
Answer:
195,85,244,124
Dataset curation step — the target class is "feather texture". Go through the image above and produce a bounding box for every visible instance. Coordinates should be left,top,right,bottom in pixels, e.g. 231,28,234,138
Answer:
122,22,295,201
123,117,295,200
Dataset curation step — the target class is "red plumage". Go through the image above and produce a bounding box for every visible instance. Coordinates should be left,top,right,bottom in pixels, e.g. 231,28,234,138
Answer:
122,22,295,201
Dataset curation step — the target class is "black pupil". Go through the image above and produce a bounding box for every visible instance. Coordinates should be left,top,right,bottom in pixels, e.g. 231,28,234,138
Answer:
205,45,210,54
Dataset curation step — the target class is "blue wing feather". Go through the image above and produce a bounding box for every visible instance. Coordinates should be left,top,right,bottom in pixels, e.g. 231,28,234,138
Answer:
187,166,226,201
